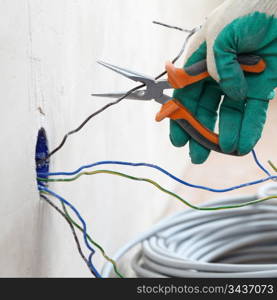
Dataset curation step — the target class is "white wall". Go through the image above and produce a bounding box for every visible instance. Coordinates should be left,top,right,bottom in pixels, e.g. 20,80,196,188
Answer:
0,0,222,277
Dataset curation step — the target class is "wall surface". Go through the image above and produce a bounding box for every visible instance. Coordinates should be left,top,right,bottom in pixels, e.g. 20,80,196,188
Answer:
0,0,223,277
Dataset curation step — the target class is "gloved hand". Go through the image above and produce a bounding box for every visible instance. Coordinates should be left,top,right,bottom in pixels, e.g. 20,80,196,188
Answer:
170,0,277,164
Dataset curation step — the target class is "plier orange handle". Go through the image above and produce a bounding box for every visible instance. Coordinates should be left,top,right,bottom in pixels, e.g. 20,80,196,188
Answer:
92,55,266,156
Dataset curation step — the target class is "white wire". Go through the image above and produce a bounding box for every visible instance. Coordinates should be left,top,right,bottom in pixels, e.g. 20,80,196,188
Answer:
102,184,277,278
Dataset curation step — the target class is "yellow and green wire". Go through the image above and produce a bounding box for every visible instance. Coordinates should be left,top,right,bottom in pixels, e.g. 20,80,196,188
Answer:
269,160,277,173
60,201,124,278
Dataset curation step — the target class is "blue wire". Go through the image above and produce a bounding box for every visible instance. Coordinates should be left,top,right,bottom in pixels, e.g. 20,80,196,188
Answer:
38,151,276,194
38,186,102,278
252,150,272,177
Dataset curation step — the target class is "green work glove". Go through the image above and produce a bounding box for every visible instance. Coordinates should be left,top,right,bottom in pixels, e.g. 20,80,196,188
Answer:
170,0,277,164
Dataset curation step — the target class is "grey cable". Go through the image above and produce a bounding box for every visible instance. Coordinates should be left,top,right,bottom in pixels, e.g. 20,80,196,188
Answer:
102,184,277,278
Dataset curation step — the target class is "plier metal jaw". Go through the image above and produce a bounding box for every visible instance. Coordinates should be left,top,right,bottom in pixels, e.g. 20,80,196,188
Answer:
92,55,266,156
93,61,172,104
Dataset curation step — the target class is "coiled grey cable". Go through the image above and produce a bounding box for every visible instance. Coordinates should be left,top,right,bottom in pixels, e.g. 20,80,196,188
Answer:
102,184,277,278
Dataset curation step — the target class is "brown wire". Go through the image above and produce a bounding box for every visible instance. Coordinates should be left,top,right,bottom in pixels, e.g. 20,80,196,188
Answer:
38,26,196,164
40,194,97,277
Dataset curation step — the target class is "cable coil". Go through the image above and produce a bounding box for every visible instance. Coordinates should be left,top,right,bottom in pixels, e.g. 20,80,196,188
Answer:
102,184,277,278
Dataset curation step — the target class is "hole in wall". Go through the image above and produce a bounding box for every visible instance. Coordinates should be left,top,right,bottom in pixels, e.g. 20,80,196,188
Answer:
35,128,50,187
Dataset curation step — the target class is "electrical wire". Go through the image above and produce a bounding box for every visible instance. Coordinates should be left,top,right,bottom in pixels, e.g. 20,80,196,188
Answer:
40,194,95,276
39,84,144,164
39,183,124,277
252,150,272,176
38,28,197,165
268,160,277,173
37,170,276,211
38,186,102,278
153,20,192,33
101,194,277,278
37,151,277,194
60,201,124,278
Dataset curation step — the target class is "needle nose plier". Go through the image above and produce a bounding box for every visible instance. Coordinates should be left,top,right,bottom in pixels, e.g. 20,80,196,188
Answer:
92,55,266,156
